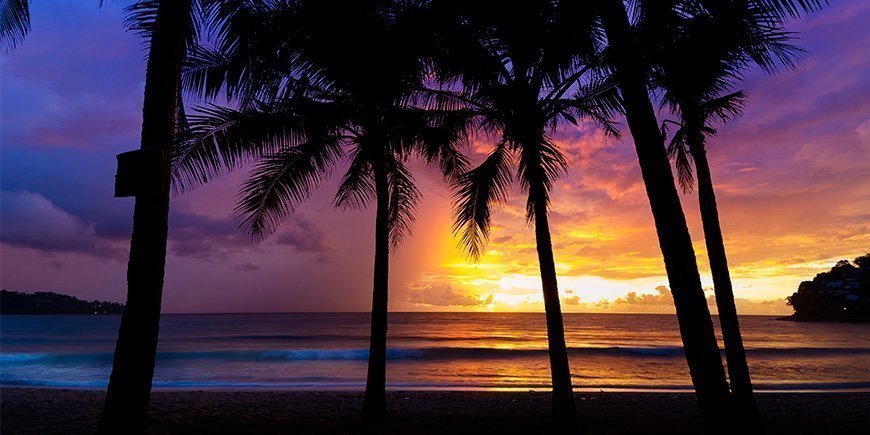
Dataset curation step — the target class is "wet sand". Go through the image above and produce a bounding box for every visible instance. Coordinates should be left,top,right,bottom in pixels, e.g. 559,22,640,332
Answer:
2,388,869,434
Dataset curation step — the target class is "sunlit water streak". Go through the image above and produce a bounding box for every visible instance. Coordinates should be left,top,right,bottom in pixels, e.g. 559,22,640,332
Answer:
2,313,868,391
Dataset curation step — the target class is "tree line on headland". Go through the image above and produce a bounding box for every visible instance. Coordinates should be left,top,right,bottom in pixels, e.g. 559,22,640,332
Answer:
0,290,124,315
1,0,829,433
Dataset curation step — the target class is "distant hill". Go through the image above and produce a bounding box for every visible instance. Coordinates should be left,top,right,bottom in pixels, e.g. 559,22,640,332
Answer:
784,254,869,322
0,290,124,315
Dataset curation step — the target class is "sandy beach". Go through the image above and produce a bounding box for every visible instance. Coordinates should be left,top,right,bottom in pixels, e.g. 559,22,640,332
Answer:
1,389,868,434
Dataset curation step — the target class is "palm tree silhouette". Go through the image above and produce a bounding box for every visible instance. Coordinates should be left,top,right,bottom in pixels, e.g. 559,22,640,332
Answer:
97,0,201,432
0,0,29,52
97,0,211,432
172,0,469,423
597,0,826,430
2,0,206,431
431,1,620,429
654,0,806,426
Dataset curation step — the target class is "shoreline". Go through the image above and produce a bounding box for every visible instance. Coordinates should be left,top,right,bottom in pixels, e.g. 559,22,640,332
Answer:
5,385,870,394
3,388,869,434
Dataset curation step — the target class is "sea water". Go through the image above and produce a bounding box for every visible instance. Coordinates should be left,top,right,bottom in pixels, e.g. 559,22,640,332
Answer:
2,313,868,391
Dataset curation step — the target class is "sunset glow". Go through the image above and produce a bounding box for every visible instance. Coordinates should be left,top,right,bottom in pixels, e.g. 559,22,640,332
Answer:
1,1,868,315
3,1,870,434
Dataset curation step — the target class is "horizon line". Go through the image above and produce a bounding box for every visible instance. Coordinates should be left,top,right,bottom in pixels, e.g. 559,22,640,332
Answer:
145,311,788,316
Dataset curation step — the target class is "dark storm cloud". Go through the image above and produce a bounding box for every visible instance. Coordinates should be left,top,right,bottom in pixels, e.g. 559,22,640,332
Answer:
0,190,124,258
167,212,248,261
274,216,334,253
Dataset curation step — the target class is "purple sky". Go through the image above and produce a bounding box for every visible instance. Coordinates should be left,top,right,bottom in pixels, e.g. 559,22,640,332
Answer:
1,1,868,313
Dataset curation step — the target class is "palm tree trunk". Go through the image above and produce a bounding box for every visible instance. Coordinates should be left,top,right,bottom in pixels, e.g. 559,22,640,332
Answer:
690,140,761,425
599,1,731,431
532,188,580,432
97,1,186,433
361,161,390,423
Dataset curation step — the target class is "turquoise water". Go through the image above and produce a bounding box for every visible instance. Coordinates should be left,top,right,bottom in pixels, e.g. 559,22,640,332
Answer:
1,313,868,391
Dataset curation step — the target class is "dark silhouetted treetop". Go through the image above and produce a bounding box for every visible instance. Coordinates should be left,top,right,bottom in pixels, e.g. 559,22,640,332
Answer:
428,0,621,260
173,0,472,245
650,0,804,191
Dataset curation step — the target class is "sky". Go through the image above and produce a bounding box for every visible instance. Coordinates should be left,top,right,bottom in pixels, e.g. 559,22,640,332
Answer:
1,1,867,314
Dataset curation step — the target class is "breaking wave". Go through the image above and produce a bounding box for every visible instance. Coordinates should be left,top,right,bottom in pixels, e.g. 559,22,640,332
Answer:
3,345,868,367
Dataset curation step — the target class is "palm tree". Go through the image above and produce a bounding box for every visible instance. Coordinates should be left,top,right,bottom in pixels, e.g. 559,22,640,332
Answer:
430,1,620,429
597,0,734,429
2,0,202,431
0,0,29,51
597,0,826,430
171,0,469,423
654,1,805,425
97,0,201,432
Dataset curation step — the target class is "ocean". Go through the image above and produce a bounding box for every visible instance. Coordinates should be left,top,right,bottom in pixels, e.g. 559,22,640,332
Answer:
1,313,868,391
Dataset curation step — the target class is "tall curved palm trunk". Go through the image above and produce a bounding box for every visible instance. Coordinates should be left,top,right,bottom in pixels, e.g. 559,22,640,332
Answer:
98,0,187,432
362,159,390,423
600,1,730,431
686,116,759,423
532,187,579,430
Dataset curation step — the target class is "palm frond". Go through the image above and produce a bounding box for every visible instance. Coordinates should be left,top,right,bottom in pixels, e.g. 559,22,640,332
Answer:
555,75,623,136
173,103,315,194
758,0,827,19
0,0,29,52
452,143,513,261
390,107,473,182
702,90,747,125
387,161,421,247
334,145,375,211
666,123,695,193
517,137,567,222
234,138,343,240
736,1,806,73
122,0,158,40
192,0,302,106
182,45,231,101
413,87,486,113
